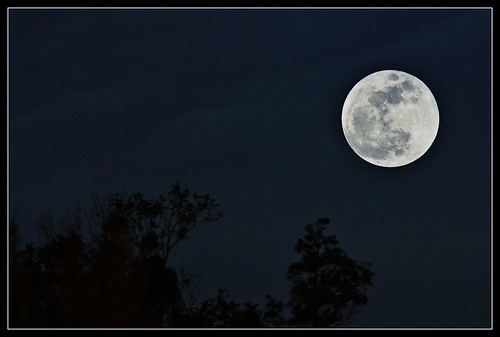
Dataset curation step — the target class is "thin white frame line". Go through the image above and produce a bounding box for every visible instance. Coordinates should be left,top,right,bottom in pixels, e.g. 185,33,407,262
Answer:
6,6,10,331
490,6,494,331
5,7,493,330
5,7,495,10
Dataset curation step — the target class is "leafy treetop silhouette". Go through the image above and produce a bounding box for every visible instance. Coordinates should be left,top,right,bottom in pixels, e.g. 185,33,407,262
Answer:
168,218,373,328
9,184,373,328
10,182,222,327
287,218,374,327
98,182,222,264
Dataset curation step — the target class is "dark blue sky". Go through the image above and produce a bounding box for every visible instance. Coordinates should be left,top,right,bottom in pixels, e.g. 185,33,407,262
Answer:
8,8,491,328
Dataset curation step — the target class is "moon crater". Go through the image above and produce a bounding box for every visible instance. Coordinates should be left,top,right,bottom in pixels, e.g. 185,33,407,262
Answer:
341,70,439,167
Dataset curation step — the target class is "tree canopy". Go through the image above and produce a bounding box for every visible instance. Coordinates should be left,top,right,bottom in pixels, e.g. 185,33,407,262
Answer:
9,184,373,328
287,218,374,327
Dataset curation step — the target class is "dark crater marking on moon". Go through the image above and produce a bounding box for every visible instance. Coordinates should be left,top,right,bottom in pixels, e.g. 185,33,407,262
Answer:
352,107,377,135
350,106,412,160
355,128,412,160
368,85,404,107
380,119,392,133
401,80,415,91
388,73,399,81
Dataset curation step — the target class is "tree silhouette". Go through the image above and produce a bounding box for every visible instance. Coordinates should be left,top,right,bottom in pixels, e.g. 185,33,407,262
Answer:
9,219,44,327
88,182,222,265
170,218,372,328
9,182,222,328
170,290,286,328
287,218,374,327
10,187,373,328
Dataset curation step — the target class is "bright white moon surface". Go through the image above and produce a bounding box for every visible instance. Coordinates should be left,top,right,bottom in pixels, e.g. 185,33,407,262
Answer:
341,70,439,167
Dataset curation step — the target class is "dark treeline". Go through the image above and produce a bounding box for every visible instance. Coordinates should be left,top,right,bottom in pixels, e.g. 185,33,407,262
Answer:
9,182,374,328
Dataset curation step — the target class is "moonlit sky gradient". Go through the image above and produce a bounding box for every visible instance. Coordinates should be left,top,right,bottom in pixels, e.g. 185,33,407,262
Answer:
8,8,491,327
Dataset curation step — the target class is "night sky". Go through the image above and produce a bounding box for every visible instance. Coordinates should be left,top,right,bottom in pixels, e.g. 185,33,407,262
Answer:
8,8,491,328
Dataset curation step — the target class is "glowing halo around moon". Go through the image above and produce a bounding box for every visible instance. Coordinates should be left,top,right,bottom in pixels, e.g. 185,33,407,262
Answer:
341,70,439,168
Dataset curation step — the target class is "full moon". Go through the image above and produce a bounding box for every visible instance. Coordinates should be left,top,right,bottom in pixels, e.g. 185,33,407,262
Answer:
341,70,439,167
